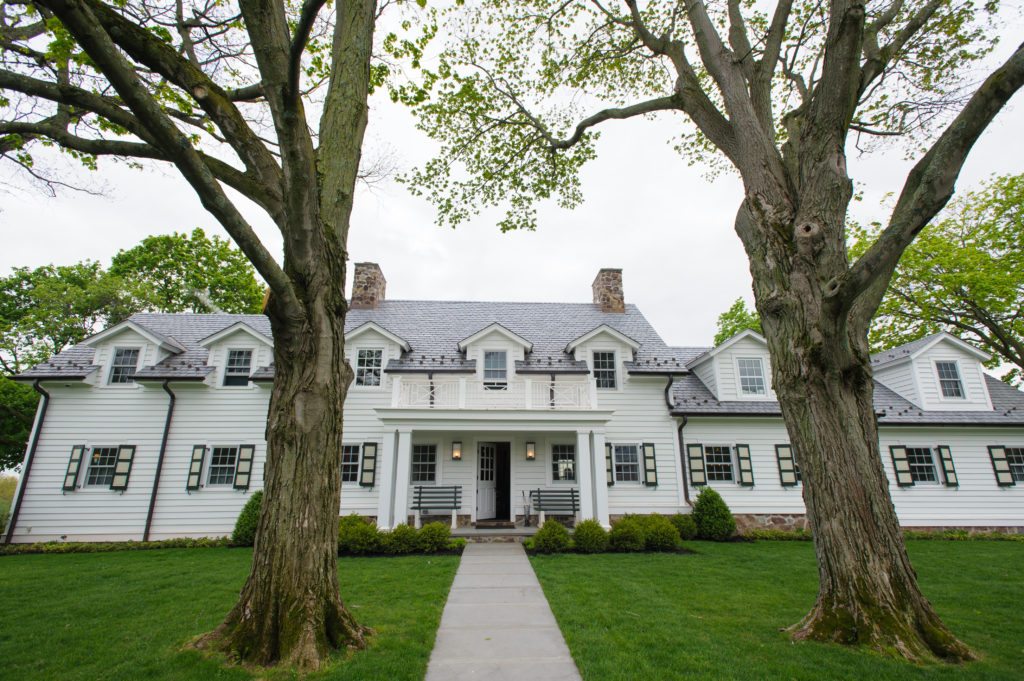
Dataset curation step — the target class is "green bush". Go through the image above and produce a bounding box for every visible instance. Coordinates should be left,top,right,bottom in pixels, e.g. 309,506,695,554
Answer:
671,513,698,541
0,536,231,556
383,523,420,555
447,537,468,552
230,491,262,546
338,516,382,555
744,528,813,541
692,488,736,541
643,515,681,551
609,517,645,552
418,522,452,553
572,519,609,553
903,529,1024,542
533,520,571,553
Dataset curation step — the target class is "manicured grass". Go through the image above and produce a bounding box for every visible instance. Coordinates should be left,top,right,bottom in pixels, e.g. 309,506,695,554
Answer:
0,548,459,680
531,541,1023,681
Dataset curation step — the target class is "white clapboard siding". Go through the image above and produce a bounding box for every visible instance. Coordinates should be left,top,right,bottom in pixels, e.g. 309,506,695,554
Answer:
874,363,921,406
707,335,778,402
912,346,992,411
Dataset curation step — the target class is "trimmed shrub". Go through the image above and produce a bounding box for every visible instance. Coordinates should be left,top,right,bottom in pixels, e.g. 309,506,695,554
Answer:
533,520,571,553
418,522,452,553
447,538,468,552
692,488,736,541
382,523,419,555
744,528,813,541
671,513,698,541
609,517,645,552
643,515,681,551
230,491,262,546
572,519,609,553
0,537,232,556
338,515,382,555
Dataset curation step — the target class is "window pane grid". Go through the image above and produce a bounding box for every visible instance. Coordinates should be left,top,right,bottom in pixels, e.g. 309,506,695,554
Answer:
705,445,734,481
738,358,766,395
1006,447,1024,482
208,446,239,485
224,349,252,385
551,444,576,481
85,447,119,486
936,361,964,398
412,444,437,483
906,447,938,483
341,445,361,482
613,444,639,482
356,349,383,386
109,348,139,384
483,351,507,388
593,352,616,389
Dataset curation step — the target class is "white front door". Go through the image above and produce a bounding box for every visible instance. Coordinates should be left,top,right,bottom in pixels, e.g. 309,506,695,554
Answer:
477,443,497,520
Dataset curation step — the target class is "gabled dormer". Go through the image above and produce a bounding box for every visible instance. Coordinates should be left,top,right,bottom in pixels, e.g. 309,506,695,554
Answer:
687,329,776,401
872,333,992,411
81,319,186,386
457,323,533,388
199,322,274,388
566,325,641,391
345,321,411,389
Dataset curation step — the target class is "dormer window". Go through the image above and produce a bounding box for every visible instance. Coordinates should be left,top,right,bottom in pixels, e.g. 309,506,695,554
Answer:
109,347,140,384
224,349,253,386
483,351,507,390
593,351,617,389
738,357,766,396
936,361,964,398
356,348,383,386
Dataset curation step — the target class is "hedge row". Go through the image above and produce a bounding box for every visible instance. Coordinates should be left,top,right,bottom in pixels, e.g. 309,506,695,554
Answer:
526,514,698,554
337,514,466,556
741,528,1024,542
0,536,232,556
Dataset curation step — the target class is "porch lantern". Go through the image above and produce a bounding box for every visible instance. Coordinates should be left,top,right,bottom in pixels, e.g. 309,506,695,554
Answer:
525,442,536,460
451,441,462,460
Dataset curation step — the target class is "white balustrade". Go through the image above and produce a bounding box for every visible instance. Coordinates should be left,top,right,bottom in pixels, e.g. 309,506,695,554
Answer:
395,377,592,410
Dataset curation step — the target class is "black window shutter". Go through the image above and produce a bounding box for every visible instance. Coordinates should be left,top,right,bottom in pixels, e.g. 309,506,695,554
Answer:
889,446,915,487
360,442,378,487
935,445,958,487
186,445,206,491
234,445,256,490
109,445,136,491
735,444,754,486
642,443,658,486
687,443,706,487
988,446,1016,487
775,444,798,487
605,443,614,486
63,445,86,492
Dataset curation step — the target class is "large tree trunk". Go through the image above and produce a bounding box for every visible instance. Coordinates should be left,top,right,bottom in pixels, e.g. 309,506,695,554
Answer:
194,256,369,670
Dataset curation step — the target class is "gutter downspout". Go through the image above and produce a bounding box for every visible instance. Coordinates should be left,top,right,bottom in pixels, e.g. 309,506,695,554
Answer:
663,375,691,507
143,380,176,541
4,380,50,544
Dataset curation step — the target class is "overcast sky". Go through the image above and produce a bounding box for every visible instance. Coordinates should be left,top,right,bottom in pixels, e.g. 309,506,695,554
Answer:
1,6,1022,350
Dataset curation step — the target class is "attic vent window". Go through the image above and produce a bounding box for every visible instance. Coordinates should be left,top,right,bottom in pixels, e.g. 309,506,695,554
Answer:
109,347,140,384
936,361,965,398
738,357,766,395
224,350,253,386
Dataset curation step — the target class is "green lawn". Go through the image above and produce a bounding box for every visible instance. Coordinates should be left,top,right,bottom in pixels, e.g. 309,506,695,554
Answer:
0,548,459,681
531,541,1024,681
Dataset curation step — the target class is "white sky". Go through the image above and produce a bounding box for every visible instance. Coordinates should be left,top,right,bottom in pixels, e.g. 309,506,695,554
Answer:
1,7,1022,349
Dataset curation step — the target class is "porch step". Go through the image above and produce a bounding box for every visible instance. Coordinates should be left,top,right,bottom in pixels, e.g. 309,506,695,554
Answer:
453,527,539,543
474,520,516,529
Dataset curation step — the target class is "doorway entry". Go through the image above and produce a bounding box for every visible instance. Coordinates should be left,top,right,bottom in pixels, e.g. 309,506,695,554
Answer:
477,442,511,521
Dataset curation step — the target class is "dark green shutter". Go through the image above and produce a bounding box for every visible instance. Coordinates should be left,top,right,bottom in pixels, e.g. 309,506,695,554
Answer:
988,446,1016,486
642,443,658,486
186,445,206,491
109,445,136,491
63,445,85,492
234,445,256,490
776,444,798,487
687,443,707,487
605,443,614,486
936,445,958,487
735,444,754,486
360,442,378,487
890,446,914,487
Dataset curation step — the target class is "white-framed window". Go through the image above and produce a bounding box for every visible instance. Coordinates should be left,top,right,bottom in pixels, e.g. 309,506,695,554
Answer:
224,349,253,386
85,446,119,486
935,361,965,398
593,351,617,389
207,446,239,486
705,445,734,481
1004,447,1024,482
551,444,576,482
412,444,437,482
613,444,640,482
341,444,361,483
737,357,766,396
355,348,383,386
109,347,140,384
905,446,939,483
483,351,508,390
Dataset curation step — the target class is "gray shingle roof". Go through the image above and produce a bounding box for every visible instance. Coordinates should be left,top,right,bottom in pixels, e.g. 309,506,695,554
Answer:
870,332,945,369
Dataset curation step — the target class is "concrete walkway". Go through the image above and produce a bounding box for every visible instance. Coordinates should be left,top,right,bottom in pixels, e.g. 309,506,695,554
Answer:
425,542,583,681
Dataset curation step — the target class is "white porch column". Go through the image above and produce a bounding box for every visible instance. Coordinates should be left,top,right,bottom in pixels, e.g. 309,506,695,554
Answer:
375,430,397,529
392,429,413,528
592,430,611,528
576,429,595,522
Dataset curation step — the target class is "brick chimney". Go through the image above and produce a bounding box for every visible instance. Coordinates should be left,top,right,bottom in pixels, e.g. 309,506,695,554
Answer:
592,268,624,313
351,262,386,309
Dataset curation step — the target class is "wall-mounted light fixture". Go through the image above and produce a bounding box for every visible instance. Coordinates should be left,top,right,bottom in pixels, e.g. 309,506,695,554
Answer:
525,442,536,460
451,441,462,461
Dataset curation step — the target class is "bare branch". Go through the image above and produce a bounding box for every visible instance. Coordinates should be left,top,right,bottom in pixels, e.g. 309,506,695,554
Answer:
288,0,329,101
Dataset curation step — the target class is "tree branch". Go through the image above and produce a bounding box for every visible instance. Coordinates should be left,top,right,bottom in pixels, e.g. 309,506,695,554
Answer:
288,0,328,101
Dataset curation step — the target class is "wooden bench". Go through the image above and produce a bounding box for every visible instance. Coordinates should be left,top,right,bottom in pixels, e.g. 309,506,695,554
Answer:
410,485,462,529
529,488,580,526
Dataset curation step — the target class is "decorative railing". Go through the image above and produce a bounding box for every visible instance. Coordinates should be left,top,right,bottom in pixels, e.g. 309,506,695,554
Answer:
394,377,593,410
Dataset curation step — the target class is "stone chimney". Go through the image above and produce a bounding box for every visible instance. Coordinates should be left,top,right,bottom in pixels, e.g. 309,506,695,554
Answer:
592,268,624,313
351,262,386,309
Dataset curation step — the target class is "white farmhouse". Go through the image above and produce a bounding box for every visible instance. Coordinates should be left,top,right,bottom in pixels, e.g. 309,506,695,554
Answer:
4,264,1023,542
